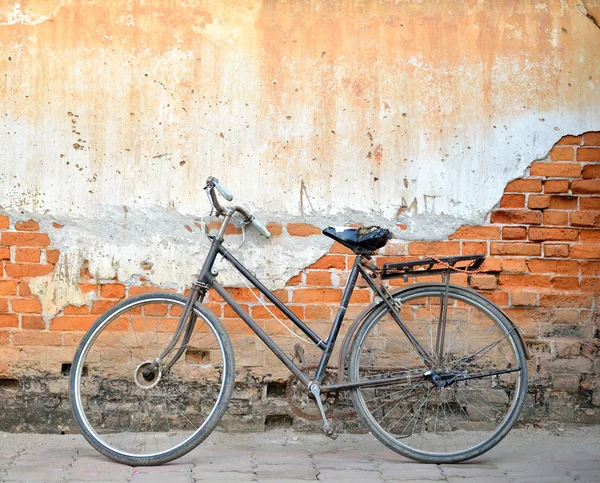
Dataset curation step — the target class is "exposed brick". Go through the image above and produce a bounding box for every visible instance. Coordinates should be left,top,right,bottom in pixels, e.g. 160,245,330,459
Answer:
483,291,509,306
577,148,600,161
583,132,600,146
502,226,527,240
570,245,600,259
490,210,542,225
0,232,50,247
500,194,525,208
305,271,332,286
287,273,302,286
206,221,242,235
15,248,41,263
4,264,54,278
22,315,45,330
528,259,579,275
581,230,600,243
511,291,538,307
11,298,42,313
499,274,551,289
580,277,600,292
543,211,569,226
50,316,97,331
449,226,500,240
407,241,460,255
548,146,575,161
0,248,9,260
490,242,541,256
19,282,31,297
570,212,600,227
540,294,593,308
45,249,60,264
557,135,582,145
530,162,580,178
287,223,321,237
582,261,600,276
13,331,62,346
266,222,283,236
552,277,579,291
469,274,496,290
0,298,8,312
504,178,542,193
292,288,342,303
0,314,18,328
581,198,600,210
528,227,579,241
64,305,89,315
15,220,40,231
528,195,551,209
548,196,578,210
101,284,126,299
0,215,9,229
544,244,570,258
501,258,528,273
0,281,18,296
582,164,600,179
0,332,8,345
571,180,600,194
544,180,570,194
330,242,355,255
462,241,487,255
309,255,346,270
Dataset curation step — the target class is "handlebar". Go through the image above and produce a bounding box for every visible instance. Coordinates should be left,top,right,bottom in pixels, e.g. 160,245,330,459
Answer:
204,176,271,239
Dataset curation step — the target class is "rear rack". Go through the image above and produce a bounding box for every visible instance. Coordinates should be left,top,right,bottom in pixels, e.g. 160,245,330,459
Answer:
380,254,485,280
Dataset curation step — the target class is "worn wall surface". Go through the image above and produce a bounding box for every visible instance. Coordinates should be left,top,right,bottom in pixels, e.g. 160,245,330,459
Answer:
0,1,599,432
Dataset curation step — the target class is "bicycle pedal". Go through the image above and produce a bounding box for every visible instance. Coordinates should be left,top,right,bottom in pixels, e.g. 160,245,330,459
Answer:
322,424,338,440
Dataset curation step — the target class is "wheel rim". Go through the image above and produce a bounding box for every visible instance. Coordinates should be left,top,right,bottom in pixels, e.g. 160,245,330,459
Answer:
72,296,229,459
350,289,526,459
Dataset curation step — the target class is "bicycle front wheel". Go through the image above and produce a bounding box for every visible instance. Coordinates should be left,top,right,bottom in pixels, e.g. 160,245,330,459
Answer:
69,293,235,466
348,284,527,463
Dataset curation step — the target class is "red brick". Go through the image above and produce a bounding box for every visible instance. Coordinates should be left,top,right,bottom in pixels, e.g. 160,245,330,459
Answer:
544,244,570,258
250,304,303,320
528,227,579,241
548,196,578,210
543,212,568,226
50,316,97,331
500,194,525,208
0,248,9,260
528,259,579,275
543,180,570,194
582,165,600,178
22,316,45,330
540,294,593,308
462,241,488,255
287,223,321,237
0,332,8,345
483,291,509,306
570,246,600,259
13,331,61,346
581,261,600,276
502,227,527,240
4,264,54,278
19,282,31,297
557,135,582,145
0,215,9,230
286,273,302,286
15,220,40,231
15,248,41,263
407,241,460,255
570,212,600,227
571,180,600,194
583,132,600,146
580,277,600,292
504,179,542,193
0,298,8,313
127,286,160,296
490,242,541,256
206,221,242,235
490,210,542,225
45,249,60,264
499,274,551,289
501,258,528,273
469,274,497,290
0,314,18,328
530,162,580,178
64,305,89,315
552,277,579,291
577,148,600,161
309,255,346,270
528,195,551,209
0,281,18,296
266,222,283,236
292,288,342,303
0,232,50,247
581,230,600,243
511,291,538,307
581,198,600,210
12,298,42,313
330,242,355,255
100,284,126,299
305,271,332,286
449,226,500,240
549,146,574,161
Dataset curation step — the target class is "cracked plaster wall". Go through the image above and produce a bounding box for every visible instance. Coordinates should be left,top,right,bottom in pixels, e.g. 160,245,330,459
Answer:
1,0,599,314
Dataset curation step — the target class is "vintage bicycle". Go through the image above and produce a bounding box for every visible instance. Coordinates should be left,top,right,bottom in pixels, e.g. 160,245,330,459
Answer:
69,176,528,466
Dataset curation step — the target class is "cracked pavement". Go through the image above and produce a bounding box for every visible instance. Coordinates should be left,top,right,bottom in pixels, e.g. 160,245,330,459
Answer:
0,426,599,482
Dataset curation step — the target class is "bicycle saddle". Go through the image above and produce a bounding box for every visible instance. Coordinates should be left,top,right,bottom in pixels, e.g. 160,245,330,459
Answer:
322,226,392,255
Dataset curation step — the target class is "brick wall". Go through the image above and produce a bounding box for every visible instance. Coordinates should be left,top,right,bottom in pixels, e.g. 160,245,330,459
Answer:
0,132,598,432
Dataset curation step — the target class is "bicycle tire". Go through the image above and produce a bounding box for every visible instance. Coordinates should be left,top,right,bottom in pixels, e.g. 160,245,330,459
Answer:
348,284,528,463
69,292,235,466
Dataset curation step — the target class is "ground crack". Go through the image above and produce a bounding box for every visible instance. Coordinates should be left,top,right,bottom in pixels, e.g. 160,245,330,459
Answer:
438,465,451,482
578,1,600,30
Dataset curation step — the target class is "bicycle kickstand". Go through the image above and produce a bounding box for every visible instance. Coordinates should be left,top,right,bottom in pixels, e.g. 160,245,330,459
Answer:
309,383,338,440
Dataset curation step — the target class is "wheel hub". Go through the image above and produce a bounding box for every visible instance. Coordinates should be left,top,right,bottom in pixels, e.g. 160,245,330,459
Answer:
134,361,162,389
425,369,464,388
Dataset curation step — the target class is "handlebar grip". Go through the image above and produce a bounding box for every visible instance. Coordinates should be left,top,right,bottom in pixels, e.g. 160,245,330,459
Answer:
252,217,272,239
214,179,233,201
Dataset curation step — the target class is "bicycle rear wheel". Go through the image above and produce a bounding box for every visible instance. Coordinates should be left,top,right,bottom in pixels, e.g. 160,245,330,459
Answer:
348,284,527,463
69,292,235,466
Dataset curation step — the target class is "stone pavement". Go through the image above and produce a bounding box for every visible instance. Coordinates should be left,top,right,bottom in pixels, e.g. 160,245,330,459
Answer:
0,426,599,482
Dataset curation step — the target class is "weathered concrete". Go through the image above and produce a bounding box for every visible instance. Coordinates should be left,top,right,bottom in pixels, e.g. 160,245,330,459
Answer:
0,426,599,481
